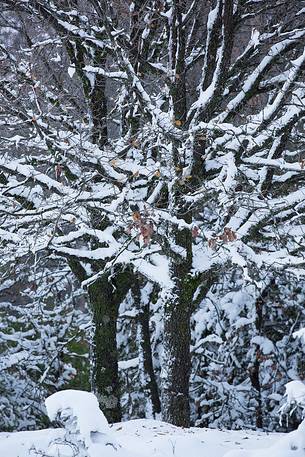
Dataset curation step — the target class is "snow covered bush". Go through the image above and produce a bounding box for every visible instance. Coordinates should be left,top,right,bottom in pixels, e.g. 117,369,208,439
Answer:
279,377,305,429
45,390,121,457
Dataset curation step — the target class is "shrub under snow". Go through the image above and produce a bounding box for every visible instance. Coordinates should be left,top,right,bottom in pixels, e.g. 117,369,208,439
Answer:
45,390,136,457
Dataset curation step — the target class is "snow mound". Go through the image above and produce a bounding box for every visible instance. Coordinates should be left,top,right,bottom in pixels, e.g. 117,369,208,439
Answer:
224,419,305,457
45,389,126,457
279,380,305,419
45,389,110,446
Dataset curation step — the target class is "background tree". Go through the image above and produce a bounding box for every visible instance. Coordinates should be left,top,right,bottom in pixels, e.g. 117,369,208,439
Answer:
0,256,88,431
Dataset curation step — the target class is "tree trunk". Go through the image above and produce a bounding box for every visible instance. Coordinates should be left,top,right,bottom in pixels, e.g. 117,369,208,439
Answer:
87,267,132,423
133,280,161,417
249,281,274,429
138,301,161,417
160,0,193,427
162,221,193,427
88,274,121,423
90,54,108,146
162,279,192,427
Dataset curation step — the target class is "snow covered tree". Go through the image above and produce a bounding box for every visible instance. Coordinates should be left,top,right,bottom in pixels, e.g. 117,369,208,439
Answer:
192,271,305,430
0,257,88,431
1,0,305,427
0,1,126,422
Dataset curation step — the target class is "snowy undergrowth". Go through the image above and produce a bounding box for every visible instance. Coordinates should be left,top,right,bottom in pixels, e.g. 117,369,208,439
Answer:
1,389,304,457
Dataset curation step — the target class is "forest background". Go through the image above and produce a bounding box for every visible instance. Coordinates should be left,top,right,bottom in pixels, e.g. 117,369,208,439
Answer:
1,0,305,434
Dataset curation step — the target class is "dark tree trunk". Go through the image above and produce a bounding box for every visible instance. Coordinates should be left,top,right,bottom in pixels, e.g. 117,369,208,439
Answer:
88,268,132,422
250,356,263,429
138,301,162,416
253,291,264,429
161,0,193,427
133,280,161,417
162,276,192,427
249,281,274,429
162,222,193,427
88,274,121,423
90,53,108,146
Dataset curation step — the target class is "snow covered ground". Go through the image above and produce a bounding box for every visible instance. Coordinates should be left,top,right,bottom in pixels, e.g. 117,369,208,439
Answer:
0,419,284,457
1,388,303,457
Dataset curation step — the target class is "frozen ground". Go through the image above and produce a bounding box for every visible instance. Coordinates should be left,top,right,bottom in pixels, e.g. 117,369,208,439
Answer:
0,419,284,457
1,387,303,457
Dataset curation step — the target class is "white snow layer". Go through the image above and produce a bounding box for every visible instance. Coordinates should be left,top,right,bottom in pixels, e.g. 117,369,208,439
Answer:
1,389,304,457
0,419,280,457
224,420,305,457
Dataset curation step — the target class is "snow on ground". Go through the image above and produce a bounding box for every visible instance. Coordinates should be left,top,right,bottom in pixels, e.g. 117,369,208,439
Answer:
0,428,65,457
1,388,303,457
113,419,280,457
0,419,282,457
224,420,305,457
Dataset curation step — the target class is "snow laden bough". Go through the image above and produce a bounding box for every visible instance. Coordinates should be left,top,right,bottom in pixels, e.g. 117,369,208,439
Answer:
45,390,135,457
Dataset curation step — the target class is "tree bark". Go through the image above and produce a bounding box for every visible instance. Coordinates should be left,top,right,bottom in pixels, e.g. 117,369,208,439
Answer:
161,0,193,427
162,275,192,427
88,274,121,423
249,281,274,429
133,280,161,417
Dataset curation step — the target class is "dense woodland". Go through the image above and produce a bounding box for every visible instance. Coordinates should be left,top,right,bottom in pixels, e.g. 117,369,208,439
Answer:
1,0,305,433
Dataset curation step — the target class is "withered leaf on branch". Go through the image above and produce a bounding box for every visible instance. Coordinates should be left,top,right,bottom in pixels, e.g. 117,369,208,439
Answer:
208,238,217,249
132,211,141,222
192,226,200,238
129,209,154,245
208,227,237,249
140,221,154,245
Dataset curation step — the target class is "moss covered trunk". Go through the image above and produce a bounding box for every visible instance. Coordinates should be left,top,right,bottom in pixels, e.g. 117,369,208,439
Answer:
88,269,132,423
88,275,121,422
161,0,193,427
